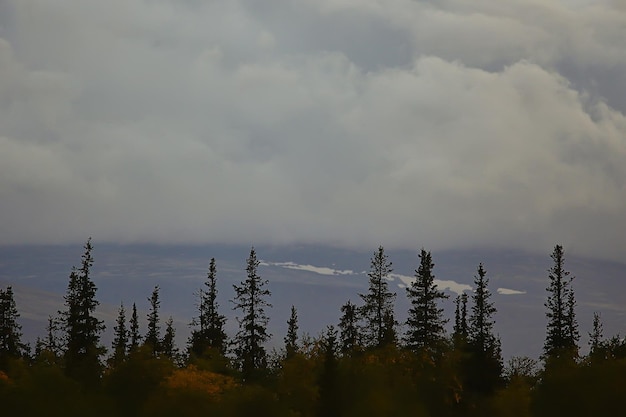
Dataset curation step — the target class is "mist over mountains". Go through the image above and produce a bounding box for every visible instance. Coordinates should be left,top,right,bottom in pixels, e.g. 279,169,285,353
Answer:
1,243,625,359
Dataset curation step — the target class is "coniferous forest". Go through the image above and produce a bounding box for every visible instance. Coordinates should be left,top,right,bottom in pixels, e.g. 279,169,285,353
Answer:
1,240,626,417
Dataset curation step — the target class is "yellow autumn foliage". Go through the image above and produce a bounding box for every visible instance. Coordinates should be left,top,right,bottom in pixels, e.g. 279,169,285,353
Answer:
163,365,237,398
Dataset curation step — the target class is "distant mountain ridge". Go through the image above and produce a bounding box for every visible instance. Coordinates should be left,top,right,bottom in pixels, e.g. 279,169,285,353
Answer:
1,243,625,360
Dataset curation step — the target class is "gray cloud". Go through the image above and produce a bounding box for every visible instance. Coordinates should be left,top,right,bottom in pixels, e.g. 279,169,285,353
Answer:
1,0,625,260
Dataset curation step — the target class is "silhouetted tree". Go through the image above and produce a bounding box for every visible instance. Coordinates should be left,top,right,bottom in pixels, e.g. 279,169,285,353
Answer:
189,258,227,357
110,302,128,366
468,264,497,351
0,286,25,367
338,300,361,356
128,302,141,353
44,315,62,358
318,325,339,417
232,247,272,379
453,292,469,348
359,246,396,348
465,263,503,395
544,244,579,361
59,238,105,384
145,286,161,356
284,305,299,358
161,316,178,360
405,249,448,356
588,312,604,360
380,309,398,347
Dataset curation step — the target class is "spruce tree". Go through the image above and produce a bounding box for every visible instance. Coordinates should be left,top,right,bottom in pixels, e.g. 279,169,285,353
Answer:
405,249,448,356
0,286,25,367
318,325,339,417
452,293,469,348
338,300,361,356
543,244,579,361
145,286,161,356
189,258,227,357
468,264,497,352
45,315,61,358
232,247,272,379
60,238,105,384
466,263,503,394
162,316,178,360
359,246,396,348
284,305,299,358
110,303,128,366
128,302,141,353
588,312,604,359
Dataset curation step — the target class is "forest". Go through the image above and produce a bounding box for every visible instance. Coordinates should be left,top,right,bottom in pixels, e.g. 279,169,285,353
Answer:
1,240,625,417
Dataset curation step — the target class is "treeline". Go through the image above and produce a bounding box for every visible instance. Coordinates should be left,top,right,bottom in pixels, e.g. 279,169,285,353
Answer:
1,240,626,416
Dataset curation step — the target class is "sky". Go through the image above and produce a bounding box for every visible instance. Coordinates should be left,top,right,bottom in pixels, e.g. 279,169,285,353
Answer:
1,0,625,261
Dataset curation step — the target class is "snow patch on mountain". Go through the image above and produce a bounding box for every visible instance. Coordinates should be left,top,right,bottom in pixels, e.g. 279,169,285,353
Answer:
390,273,472,295
497,287,526,295
261,261,355,276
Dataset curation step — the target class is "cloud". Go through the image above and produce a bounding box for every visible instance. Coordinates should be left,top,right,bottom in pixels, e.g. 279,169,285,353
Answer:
1,0,625,261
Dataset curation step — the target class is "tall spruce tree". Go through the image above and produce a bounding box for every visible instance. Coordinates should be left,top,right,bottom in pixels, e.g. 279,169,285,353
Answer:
405,249,448,355
128,302,141,353
338,300,361,356
318,325,339,417
468,264,498,352
232,247,272,379
588,312,604,359
466,263,503,394
45,315,61,358
189,258,227,357
284,305,299,358
110,302,128,366
145,286,161,356
60,238,105,384
0,286,25,367
162,316,178,360
359,246,396,348
453,293,469,348
543,244,579,360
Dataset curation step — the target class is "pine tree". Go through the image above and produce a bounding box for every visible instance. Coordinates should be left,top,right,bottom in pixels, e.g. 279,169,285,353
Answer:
468,264,497,352
232,247,272,379
60,238,105,384
359,246,396,348
338,300,361,356
466,263,503,394
128,302,141,353
405,249,448,356
0,286,25,367
380,309,398,347
566,284,579,350
145,286,161,356
318,325,339,417
588,312,604,359
284,305,299,358
543,244,579,360
45,315,61,357
189,258,227,357
453,293,469,348
161,316,178,360
110,303,128,366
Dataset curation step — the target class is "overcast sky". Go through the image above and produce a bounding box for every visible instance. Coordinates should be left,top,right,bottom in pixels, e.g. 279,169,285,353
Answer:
1,0,625,261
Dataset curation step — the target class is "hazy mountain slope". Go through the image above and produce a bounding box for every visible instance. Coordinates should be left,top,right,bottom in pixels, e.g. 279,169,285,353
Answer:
1,243,625,359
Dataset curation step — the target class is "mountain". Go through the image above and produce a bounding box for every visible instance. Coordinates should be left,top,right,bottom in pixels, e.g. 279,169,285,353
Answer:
1,243,625,360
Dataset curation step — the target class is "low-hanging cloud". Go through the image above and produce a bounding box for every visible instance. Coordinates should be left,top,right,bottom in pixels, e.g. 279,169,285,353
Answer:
1,0,625,261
